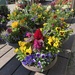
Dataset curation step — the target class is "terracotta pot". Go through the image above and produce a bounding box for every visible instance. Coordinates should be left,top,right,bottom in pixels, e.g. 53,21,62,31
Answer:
22,56,57,72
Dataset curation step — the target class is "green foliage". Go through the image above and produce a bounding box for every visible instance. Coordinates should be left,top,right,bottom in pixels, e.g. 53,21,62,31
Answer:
0,5,10,17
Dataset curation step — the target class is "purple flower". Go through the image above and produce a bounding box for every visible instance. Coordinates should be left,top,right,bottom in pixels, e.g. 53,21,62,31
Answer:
46,52,52,58
32,59,36,63
0,38,2,41
43,30,47,35
6,34,9,37
41,54,46,58
31,18,35,21
22,54,36,65
54,54,57,57
37,61,42,68
31,16,37,21
36,52,40,57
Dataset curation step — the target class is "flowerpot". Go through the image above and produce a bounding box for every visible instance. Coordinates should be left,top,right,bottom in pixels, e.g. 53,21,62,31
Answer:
6,42,18,48
22,56,57,72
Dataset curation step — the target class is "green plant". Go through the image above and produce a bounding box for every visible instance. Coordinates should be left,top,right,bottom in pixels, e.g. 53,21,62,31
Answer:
0,5,10,18
13,2,73,72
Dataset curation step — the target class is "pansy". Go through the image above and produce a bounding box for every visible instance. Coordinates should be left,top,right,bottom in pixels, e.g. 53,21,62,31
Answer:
11,21,19,28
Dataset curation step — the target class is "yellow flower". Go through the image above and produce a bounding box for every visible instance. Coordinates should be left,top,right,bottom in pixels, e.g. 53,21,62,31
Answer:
53,42,59,48
48,36,53,45
46,47,48,50
63,22,66,24
55,38,60,43
20,46,26,53
56,9,59,12
7,14,10,19
57,50,60,53
43,23,47,26
52,36,56,41
60,31,65,36
7,14,10,17
11,21,19,28
40,28,42,31
20,19,25,24
14,48,19,53
18,41,27,47
25,47,32,55
38,14,42,18
55,27,61,31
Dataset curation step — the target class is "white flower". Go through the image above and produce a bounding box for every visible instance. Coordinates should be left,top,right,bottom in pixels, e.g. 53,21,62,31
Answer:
62,5,69,9
46,5,51,11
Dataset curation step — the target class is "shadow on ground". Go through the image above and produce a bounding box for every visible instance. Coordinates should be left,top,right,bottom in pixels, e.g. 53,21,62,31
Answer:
62,34,75,50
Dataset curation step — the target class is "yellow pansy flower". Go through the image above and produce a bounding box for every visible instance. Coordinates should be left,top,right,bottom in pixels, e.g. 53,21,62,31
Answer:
53,42,59,48
11,21,19,28
55,38,59,43
60,31,65,36
52,36,56,41
18,41,27,47
14,48,19,53
20,46,26,53
48,36,53,45
55,27,61,31
25,47,32,55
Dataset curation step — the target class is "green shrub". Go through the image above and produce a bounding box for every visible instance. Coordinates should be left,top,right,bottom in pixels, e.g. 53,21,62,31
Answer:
0,5,10,18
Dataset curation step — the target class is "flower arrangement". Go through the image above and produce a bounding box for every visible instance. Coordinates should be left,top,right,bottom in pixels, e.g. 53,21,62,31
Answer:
13,0,74,72
0,15,7,32
0,5,10,33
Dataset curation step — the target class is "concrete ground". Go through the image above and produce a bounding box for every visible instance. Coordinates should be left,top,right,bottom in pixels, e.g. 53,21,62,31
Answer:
66,18,75,75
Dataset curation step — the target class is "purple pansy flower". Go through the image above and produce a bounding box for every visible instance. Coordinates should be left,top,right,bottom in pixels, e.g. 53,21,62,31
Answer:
22,54,36,65
36,52,40,57
37,61,42,68
41,54,46,58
